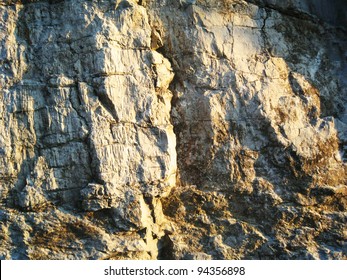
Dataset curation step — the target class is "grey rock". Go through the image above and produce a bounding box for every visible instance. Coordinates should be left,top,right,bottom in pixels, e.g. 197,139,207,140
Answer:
0,0,346,260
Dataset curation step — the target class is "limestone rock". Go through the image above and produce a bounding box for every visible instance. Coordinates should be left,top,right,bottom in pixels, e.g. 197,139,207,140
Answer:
0,0,346,259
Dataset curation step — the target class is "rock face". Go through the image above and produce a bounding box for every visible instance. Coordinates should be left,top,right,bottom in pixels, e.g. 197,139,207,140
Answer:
0,0,346,259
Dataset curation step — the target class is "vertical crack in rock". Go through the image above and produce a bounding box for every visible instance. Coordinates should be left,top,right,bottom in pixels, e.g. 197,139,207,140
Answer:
0,0,346,260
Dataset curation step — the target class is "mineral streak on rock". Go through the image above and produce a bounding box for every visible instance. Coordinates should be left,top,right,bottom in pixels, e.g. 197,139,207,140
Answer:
0,0,346,259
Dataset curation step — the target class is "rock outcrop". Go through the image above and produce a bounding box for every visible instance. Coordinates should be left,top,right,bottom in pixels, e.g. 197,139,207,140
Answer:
0,0,346,259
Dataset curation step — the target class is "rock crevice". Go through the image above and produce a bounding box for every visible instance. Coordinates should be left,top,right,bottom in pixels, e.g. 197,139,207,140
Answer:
0,0,346,259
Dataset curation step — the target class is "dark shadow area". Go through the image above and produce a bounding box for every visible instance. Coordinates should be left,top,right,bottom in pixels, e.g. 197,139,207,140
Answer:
245,0,347,28
157,234,175,259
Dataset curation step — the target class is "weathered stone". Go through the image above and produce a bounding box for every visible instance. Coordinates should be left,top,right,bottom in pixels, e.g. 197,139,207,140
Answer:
0,0,346,259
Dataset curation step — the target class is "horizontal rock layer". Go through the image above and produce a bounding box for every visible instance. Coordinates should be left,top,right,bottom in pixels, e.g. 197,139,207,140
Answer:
0,0,346,259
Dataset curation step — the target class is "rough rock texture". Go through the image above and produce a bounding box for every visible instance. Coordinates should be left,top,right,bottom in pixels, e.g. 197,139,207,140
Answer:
0,0,346,259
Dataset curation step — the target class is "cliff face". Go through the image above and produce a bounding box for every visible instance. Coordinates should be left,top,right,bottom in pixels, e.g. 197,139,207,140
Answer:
0,0,346,260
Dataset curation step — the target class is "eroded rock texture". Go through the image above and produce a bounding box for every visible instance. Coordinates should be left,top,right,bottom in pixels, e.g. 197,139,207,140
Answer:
0,0,346,259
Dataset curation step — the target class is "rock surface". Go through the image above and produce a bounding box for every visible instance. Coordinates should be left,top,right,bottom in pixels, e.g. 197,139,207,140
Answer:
0,0,346,259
